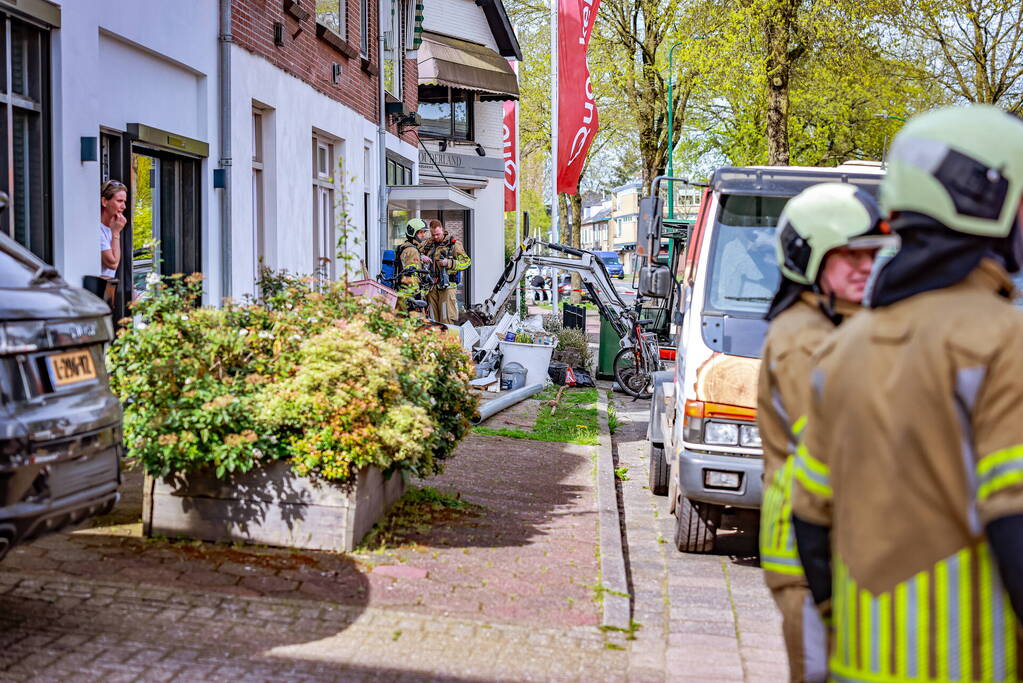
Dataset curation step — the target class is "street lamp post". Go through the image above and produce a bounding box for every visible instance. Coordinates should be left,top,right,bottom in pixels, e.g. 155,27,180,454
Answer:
665,37,702,219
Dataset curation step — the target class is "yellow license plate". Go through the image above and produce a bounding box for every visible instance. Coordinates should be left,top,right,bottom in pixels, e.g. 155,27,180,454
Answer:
46,349,97,387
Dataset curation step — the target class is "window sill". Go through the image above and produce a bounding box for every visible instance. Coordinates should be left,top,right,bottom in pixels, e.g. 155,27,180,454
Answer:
283,0,310,22
316,23,359,59
361,56,378,76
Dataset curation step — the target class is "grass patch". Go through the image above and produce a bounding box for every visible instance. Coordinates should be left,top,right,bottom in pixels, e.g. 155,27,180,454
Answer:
614,466,629,481
473,387,598,445
358,486,481,551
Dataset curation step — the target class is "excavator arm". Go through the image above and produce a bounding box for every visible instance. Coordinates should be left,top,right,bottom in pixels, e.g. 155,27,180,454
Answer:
469,238,633,338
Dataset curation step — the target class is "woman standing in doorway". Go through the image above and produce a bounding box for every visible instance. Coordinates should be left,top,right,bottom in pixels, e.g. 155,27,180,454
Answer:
100,179,127,278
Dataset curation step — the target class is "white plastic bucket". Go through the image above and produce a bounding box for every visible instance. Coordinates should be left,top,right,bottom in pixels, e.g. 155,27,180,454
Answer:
499,341,554,388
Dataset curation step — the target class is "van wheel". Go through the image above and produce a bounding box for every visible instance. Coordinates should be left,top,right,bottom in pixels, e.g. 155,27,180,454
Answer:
674,497,721,553
648,443,668,496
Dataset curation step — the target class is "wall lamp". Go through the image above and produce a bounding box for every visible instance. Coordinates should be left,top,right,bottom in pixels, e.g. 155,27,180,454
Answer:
80,136,98,163
474,143,485,157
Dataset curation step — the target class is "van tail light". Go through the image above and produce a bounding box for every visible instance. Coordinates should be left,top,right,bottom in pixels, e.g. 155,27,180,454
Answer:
659,348,677,361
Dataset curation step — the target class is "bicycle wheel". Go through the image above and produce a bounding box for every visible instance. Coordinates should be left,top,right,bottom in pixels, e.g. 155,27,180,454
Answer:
613,346,653,399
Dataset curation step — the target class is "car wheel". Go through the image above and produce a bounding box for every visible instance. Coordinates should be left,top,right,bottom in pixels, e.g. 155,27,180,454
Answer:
648,443,668,496
674,496,721,553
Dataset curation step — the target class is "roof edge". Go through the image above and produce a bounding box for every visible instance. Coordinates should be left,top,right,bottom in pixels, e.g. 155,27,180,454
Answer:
478,0,523,61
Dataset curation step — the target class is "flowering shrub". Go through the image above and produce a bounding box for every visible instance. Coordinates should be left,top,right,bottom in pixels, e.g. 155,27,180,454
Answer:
108,272,476,483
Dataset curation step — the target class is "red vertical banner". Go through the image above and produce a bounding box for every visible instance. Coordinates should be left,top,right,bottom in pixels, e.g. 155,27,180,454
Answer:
503,99,518,211
557,0,599,195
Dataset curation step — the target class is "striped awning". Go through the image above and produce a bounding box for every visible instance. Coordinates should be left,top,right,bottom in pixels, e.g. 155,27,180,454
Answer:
417,31,519,99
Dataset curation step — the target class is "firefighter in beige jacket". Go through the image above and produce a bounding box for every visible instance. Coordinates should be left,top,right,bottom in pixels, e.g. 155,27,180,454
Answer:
757,183,890,683
792,105,1023,682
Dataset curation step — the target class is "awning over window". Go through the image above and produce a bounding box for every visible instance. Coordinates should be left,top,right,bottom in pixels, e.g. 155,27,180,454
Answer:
388,184,477,212
418,31,519,100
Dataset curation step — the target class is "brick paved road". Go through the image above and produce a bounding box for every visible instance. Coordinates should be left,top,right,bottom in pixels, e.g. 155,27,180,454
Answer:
610,393,788,683
0,425,627,681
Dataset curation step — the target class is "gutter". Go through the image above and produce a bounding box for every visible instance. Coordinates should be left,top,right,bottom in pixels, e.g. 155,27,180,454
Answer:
219,0,233,298
377,0,389,271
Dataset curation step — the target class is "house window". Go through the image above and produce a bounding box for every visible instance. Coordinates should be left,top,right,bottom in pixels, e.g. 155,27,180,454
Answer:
383,0,405,97
386,157,412,185
252,109,267,277
360,0,369,57
316,0,346,40
418,87,473,140
0,13,52,262
313,133,337,280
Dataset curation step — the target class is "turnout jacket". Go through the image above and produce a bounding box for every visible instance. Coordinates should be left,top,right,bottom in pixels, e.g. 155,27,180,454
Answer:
792,259,1023,682
757,292,858,591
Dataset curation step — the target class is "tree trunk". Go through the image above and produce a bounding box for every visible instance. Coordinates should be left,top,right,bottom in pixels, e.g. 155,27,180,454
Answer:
763,0,798,166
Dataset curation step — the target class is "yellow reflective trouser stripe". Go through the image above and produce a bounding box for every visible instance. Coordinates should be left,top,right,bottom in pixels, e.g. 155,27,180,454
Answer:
794,442,832,498
977,445,1023,500
830,545,1019,683
759,458,804,576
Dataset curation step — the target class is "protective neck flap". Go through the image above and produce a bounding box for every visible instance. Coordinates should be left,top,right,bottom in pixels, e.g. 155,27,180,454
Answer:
765,278,810,321
868,213,1006,308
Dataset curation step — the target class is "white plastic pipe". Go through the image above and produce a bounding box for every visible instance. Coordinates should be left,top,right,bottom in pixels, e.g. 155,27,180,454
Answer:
472,383,545,425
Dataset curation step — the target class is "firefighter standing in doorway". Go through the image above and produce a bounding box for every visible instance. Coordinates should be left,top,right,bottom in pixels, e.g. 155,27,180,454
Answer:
757,183,889,683
424,220,470,324
396,218,432,314
792,105,1023,682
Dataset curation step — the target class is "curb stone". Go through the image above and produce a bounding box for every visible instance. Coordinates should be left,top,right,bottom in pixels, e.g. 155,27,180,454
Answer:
596,388,631,630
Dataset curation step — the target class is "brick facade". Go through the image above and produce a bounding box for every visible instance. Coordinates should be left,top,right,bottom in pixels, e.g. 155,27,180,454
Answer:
231,0,417,146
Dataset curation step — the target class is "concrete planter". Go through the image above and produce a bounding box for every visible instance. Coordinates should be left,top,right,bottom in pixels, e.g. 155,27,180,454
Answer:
142,461,405,552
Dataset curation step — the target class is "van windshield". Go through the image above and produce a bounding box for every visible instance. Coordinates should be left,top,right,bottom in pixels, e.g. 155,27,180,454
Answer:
600,255,621,265
704,194,789,317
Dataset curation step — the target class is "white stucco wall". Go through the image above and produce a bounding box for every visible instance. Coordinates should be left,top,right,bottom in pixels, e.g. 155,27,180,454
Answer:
45,1,415,301
51,0,219,292
228,46,415,297
422,0,498,49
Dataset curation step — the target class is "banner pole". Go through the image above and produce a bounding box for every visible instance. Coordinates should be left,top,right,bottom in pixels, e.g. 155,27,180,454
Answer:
549,0,559,313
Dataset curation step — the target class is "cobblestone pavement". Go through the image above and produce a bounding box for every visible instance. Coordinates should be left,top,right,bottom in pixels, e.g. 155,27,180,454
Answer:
610,393,788,683
0,425,628,681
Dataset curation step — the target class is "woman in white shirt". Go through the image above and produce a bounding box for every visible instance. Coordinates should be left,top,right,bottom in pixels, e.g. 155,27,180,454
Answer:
100,179,127,278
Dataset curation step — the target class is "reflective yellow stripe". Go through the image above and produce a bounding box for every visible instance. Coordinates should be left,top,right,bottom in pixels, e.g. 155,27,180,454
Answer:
959,549,972,683
860,589,871,674
918,570,930,681
794,442,833,498
980,545,994,681
977,445,1023,476
895,581,908,679
878,592,891,676
792,414,807,436
978,470,1023,501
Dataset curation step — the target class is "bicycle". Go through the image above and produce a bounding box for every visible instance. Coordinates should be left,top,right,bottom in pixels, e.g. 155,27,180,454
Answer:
612,302,662,399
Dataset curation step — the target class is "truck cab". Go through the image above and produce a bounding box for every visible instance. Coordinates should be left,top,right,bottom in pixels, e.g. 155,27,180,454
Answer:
650,163,883,552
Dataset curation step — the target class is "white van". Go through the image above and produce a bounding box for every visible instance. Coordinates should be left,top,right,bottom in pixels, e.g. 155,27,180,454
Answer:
648,163,884,552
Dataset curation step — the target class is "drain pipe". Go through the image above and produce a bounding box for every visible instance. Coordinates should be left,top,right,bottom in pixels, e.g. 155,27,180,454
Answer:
218,0,233,299
377,0,390,275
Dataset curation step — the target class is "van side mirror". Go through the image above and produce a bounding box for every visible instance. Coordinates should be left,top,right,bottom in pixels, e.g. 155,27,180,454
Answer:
638,265,672,299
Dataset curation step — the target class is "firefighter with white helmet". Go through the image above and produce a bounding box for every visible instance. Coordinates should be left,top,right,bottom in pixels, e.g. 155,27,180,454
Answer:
792,105,1023,681
758,182,890,682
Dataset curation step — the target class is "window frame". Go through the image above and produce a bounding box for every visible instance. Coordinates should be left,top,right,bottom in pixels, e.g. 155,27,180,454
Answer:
417,87,474,141
360,0,370,58
383,0,404,98
312,132,340,281
315,0,347,42
0,11,53,264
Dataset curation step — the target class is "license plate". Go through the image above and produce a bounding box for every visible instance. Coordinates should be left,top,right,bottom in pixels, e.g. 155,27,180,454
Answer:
46,349,97,387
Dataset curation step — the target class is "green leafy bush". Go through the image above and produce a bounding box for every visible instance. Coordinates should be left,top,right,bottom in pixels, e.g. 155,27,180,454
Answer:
108,272,476,483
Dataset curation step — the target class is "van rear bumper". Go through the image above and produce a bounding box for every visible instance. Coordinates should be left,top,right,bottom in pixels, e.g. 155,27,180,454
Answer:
676,447,762,509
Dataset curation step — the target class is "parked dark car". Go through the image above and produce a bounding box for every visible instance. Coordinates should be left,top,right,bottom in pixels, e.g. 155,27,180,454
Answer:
0,212,121,560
